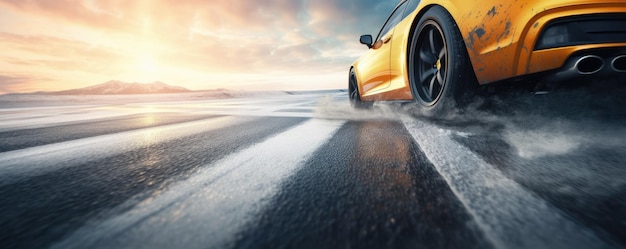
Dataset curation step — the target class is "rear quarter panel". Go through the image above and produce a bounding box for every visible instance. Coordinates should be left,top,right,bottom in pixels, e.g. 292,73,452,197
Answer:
419,0,528,84
424,0,626,84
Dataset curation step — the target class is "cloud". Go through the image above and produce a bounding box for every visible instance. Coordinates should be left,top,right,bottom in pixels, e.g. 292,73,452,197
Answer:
0,74,32,91
0,32,123,64
0,32,133,91
307,0,397,35
0,0,400,92
0,74,55,94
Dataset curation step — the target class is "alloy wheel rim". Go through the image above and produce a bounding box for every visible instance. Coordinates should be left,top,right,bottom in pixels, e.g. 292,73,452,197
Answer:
349,73,359,104
415,21,447,106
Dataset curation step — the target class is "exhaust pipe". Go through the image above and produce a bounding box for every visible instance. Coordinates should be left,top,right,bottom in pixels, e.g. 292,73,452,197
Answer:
575,55,604,74
543,54,609,84
611,55,626,72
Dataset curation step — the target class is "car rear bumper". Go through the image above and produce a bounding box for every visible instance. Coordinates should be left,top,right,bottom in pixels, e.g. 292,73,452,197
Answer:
519,3,626,77
541,46,626,83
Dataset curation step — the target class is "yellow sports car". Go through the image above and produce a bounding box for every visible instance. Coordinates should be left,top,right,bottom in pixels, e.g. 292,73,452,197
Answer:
349,0,626,112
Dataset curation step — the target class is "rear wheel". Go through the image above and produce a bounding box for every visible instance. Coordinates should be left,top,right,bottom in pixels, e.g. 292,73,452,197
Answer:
349,69,372,109
409,6,476,116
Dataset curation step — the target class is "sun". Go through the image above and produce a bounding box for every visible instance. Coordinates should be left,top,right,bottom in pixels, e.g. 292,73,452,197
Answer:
133,51,164,82
139,54,158,73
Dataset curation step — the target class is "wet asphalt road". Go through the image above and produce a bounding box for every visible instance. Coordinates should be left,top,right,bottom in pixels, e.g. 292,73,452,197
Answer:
0,88,624,249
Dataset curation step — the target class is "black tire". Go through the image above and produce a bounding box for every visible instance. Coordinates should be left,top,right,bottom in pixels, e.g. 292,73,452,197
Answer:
409,6,476,116
349,69,372,109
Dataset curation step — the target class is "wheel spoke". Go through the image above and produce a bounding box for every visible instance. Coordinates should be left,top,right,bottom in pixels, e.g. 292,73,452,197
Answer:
438,48,446,61
420,49,436,64
349,76,358,101
429,29,437,55
420,68,437,83
436,70,443,87
428,75,437,100
350,87,361,104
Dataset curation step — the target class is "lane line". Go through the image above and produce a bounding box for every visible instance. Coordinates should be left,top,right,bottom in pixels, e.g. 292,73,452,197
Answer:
402,118,612,249
0,116,255,186
51,119,345,249
0,94,307,129
0,107,134,132
194,110,314,118
0,96,322,131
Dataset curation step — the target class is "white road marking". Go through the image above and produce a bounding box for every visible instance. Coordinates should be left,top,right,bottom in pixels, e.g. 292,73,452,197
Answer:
402,118,612,249
0,116,254,186
0,93,339,131
51,119,345,249
195,110,315,118
0,93,338,184
0,106,134,132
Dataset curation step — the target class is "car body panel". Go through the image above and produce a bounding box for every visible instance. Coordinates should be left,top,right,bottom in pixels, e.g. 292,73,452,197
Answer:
355,2,410,99
356,37,393,94
451,0,626,84
357,2,417,101
352,0,626,101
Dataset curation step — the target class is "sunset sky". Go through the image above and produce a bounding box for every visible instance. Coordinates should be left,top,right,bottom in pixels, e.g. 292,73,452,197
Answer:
0,0,398,94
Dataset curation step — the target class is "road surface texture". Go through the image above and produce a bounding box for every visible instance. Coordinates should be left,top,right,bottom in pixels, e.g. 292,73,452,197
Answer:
0,87,624,249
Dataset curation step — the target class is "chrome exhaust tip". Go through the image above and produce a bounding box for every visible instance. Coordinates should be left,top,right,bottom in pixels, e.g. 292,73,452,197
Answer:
575,55,604,75
611,55,626,72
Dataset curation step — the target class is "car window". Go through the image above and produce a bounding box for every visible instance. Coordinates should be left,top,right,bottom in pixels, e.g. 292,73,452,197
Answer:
402,0,421,19
375,1,409,41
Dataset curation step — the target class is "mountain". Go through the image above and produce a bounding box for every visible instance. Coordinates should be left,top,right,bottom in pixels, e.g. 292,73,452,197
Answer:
51,81,191,95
